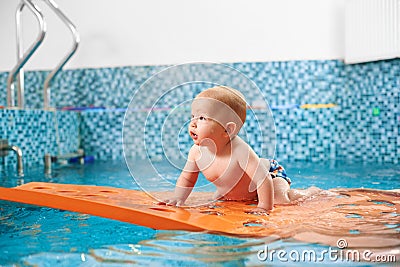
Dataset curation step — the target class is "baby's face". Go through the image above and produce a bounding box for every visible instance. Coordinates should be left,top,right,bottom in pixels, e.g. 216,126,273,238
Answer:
188,96,243,145
188,97,229,146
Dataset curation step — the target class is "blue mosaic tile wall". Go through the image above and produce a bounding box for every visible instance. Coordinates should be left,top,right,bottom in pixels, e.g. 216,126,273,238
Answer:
80,110,125,160
1,58,399,167
337,61,400,162
0,109,79,167
0,66,162,110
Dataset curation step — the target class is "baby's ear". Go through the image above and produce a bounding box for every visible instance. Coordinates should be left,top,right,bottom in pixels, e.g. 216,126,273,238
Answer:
225,122,237,137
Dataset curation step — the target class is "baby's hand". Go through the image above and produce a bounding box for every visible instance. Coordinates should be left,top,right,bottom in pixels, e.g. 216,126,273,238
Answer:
158,197,185,207
245,206,271,216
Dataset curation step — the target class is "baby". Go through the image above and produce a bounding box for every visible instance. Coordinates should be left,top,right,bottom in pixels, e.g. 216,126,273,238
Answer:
162,86,317,213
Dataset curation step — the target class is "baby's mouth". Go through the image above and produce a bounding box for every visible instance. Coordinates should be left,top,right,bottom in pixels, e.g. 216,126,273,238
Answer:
190,131,198,139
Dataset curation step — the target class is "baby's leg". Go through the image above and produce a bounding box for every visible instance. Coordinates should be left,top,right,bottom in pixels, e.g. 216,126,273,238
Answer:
272,178,323,204
288,186,322,202
273,178,322,204
272,177,291,204
260,158,322,204
260,158,291,204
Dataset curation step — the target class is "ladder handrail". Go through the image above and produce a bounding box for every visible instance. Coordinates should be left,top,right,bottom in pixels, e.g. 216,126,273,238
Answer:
15,1,26,108
43,0,80,110
7,0,46,108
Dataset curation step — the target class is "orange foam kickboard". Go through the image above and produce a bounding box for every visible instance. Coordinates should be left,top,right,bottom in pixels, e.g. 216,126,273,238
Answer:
0,182,262,234
1,182,400,249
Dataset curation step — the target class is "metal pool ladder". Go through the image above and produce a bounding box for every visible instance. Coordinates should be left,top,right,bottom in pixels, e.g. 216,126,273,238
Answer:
0,139,24,177
7,0,80,110
43,0,80,110
7,0,45,109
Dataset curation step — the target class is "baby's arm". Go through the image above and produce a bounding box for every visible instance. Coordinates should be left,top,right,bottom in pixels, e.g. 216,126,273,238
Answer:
252,159,274,211
161,146,199,206
239,149,274,212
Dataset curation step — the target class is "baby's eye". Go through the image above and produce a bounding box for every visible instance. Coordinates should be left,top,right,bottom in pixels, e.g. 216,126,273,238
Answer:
199,116,206,121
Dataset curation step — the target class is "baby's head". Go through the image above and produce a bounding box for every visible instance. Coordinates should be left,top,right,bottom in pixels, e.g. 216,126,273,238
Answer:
193,86,247,136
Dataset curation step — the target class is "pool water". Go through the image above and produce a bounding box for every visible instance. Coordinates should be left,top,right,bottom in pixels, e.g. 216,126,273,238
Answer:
0,160,399,266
